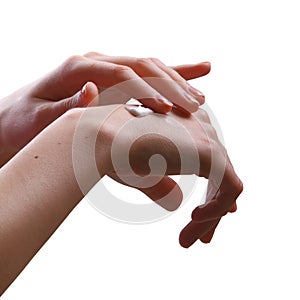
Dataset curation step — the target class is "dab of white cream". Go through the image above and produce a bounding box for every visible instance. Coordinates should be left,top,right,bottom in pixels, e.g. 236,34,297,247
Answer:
125,105,154,117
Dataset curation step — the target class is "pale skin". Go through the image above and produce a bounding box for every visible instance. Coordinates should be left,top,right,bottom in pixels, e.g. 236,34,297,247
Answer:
0,53,209,166
0,53,242,295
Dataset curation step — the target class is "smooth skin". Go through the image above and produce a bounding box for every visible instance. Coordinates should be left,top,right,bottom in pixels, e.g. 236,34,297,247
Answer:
0,53,242,295
0,53,210,166
0,104,242,295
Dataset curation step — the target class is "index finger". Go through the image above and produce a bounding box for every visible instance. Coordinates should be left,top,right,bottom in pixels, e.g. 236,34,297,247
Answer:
172,62,211,80
179,219,220,248
191,160,243,223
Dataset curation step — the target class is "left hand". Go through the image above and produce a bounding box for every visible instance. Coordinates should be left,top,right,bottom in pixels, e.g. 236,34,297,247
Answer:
80,104,243,247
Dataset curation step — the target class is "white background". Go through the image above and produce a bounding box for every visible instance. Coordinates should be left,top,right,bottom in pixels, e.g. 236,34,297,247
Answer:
1,0,300,299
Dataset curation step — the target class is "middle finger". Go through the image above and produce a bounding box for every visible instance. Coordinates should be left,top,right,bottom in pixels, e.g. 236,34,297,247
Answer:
85,54,200,113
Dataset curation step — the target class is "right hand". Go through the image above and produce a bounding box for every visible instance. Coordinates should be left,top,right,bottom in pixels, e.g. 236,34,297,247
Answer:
0,52,210,166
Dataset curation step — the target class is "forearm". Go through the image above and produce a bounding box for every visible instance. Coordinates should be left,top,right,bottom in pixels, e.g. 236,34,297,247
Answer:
0,109,104,295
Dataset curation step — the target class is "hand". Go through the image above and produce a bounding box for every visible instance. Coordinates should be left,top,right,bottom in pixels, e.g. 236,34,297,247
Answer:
81,52,209,111
0,52,210,165
0,104,241,293
72,104,243,247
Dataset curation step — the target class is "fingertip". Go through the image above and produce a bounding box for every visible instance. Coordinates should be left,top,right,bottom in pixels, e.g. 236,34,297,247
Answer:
200,61,211,75
197,94,205,106
179,232,193,249
172,104,192,117
229,202,237,213
156,97,173,113
138,97,173,114
81,81,99,107
199,237,212,244
199,231,214,244
160,104,173,114
202,61,211,68
179,224,199,249
179,241,191,249
139,176,183,211
86,81,99,95
154,184,183,212
187,102,200,113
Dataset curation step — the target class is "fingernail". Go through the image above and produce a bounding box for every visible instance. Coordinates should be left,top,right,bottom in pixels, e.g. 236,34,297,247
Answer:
157,97,173,108
185,93,200,108
188,85,204,96
188,86,205,104
196,94,205,104
81,83,88,96
173,104,191,117
79,83,91,107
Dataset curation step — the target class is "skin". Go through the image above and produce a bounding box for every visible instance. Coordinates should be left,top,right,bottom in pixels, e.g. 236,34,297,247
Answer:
0,53,210,166
0,53,242,295
0,104,242,295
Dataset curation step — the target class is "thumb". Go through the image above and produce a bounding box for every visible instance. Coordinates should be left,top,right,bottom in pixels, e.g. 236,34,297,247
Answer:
59,81,99,112
110,174,183,212
139,176,183,211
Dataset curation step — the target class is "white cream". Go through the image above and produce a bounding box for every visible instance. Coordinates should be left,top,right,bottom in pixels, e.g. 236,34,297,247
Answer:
125,105,154,117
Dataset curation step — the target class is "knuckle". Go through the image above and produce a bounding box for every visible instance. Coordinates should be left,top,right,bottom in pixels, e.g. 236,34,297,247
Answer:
61,55,85,72
148,57,161,65
226,174,243,199
112,65,134,78
207,125,219,140
208,138,220,153
83,51,99,58
235,178,244,196
64,55,84,66
198,108,210,122
32,104,50,124
135,57,153,69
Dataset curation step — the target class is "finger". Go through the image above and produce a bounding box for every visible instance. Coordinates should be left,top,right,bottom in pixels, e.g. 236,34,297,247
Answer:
88,56,200,113
179,219,219,248
56,82,98,114
80,81,99,107
172,62,211,80
229,202,237,213
83,51,105,58
97,67,174,113
198,202,236,243
199,219,220,243
87,54,207,105
86,54,209,102
148,58,205,105
84,52,211,81
51,57,174,113
139,176,183,211
110,174,183,212
192,164,243,223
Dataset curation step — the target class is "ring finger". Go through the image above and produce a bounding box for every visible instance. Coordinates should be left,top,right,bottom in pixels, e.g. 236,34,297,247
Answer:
84,53,200,112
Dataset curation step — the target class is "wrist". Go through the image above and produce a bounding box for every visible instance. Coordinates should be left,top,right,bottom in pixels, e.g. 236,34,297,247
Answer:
0,98,14,167
60,107,111,193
